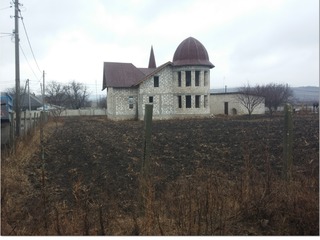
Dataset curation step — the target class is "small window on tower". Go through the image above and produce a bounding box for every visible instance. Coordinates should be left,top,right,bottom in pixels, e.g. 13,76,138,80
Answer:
204,95,208,108
204,71,208,86
186,71,191,87
178,96,182,108
195,71,200,86
178,72,181,87
186,95,191,108
149,96,153,103
154,76,159,87
195,95,200,108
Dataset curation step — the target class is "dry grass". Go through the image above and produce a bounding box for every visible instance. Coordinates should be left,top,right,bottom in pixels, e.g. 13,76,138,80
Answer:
140,166,318,235
1,120,62,235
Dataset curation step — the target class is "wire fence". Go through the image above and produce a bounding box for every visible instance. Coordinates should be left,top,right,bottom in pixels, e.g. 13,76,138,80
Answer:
1,108,108,147
1,110,43,146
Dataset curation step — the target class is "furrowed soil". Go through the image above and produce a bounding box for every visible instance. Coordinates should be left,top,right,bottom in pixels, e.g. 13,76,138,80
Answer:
1,114,319,235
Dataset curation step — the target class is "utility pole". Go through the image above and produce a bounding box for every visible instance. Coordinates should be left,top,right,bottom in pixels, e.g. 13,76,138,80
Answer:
14,0,21,136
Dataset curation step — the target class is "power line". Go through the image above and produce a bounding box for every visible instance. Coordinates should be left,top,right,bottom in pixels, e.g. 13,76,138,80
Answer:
19,43,41,81
0,6,12,11
19,10,42,74
0,32,13,37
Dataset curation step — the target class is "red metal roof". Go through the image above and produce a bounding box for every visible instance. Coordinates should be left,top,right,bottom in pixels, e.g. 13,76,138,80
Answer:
102,62,146,89
172,37,214,68
102,37,214,90
138,68,155,76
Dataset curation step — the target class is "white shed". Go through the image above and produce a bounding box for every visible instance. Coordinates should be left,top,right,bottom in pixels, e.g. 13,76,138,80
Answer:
210,92,265,116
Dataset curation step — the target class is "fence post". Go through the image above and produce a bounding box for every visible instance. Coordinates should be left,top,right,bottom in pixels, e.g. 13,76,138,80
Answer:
141,104,153,177
139,104,154,218
28,112,32,134
33,112,36,132
36,113,39,127
23,111,26,137
283,103,293,181
10,112,15,149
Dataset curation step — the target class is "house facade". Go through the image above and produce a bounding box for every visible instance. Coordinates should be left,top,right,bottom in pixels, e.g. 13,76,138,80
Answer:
103,37,214,120
102,37,265,120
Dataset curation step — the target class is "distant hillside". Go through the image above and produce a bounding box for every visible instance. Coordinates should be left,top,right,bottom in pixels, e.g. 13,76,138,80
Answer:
211,86,319,103
291,86,319,102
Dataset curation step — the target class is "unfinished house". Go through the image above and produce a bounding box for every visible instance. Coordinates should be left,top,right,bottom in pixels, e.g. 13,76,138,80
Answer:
102,37,215,120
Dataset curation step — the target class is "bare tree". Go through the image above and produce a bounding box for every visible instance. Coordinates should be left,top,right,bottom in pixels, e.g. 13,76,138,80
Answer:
45,81,67,107
64,81,90,109
97,96,107,108
236,84,265,118
45,80,90,109
256,83,293,115
50,106,66,127
6,86,24,97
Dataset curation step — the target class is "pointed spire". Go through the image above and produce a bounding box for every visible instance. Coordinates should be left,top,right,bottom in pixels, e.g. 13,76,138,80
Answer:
148,45,156,68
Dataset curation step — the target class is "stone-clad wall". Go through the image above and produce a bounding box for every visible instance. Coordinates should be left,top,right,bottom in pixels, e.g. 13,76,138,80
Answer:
172,66,211,117
106,65,212,120
138,65,174,120
106,87,114,116
107,87,139,120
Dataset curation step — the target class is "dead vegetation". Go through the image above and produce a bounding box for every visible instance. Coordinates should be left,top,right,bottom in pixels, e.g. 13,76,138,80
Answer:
1,114,319,235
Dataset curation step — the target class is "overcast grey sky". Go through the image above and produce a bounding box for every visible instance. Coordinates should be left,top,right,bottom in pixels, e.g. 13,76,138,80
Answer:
0,0,319,96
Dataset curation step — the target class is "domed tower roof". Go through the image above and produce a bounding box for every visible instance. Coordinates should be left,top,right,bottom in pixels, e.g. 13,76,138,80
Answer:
172,37,214,68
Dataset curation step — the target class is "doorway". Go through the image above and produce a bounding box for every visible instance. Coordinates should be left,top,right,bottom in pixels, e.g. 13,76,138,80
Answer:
224,102,228,115
232,108,237,115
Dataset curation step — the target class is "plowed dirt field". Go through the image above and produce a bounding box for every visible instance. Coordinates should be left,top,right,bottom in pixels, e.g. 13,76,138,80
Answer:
4,114,319,235
36,115,318,203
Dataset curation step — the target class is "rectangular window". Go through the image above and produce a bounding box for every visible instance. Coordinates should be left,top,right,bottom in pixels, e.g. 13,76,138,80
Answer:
195,71,200,86
186,71,191,87
178,72,181,87
204,95,208,108
186,95,191,108
154,76,159,87
128,96,134,109
178,96,182,108
149,96,153,103
204,71,208,86
195,95,200,108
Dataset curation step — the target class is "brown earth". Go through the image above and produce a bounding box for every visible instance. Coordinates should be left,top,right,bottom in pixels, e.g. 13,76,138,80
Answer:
2,113,319,235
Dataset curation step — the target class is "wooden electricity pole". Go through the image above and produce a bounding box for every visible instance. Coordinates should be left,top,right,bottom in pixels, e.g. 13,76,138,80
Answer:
14,0,21,136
